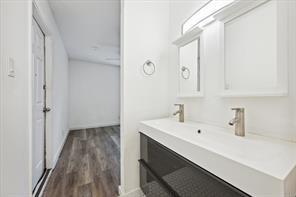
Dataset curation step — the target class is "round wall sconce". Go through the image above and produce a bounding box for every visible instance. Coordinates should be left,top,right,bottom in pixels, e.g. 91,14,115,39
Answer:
143,60,155,76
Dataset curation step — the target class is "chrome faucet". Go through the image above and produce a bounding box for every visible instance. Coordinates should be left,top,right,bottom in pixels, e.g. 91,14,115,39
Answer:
229,108,245,137
173,104,184,123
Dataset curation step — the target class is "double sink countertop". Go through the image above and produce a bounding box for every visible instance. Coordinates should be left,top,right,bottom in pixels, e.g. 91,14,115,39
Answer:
139,118,296,197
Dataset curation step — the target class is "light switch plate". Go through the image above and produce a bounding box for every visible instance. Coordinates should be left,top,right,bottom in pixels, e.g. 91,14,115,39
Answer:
8,57,15,77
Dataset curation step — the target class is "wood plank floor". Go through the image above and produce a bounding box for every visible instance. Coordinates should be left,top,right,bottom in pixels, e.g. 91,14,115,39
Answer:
42,126,120,197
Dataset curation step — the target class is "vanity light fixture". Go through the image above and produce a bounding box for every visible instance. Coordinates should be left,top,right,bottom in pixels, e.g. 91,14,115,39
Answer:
182,0,235,34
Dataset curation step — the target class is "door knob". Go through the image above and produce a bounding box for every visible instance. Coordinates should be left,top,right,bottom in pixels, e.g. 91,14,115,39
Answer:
43,107,51,113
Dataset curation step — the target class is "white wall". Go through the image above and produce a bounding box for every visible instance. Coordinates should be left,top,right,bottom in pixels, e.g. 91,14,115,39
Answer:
34,0,69,168
0,0,69,196
120,0,170,195
0,1,32,196
69,59,120,129
168,1,296,142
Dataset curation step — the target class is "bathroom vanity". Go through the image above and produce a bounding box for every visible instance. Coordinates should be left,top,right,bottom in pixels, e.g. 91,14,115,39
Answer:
139,133,249,197
139,118,296,197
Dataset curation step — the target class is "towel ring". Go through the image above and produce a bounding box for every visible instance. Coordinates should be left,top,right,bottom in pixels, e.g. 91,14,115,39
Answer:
181,66,190,80
143,60,155,76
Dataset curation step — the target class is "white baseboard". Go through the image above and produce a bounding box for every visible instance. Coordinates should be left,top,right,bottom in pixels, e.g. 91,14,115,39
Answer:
52,130,69,169
118,186,144,197
69,122,120,130
118,185,124,196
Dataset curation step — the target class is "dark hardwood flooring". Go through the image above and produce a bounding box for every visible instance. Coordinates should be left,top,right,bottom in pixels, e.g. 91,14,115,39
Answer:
42,126,120,197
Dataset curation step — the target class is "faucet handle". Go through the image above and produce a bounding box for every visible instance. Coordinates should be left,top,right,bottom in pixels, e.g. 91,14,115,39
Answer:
231,107,244,111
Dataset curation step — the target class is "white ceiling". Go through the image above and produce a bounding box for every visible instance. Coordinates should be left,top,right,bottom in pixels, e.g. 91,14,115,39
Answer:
49,0,120,66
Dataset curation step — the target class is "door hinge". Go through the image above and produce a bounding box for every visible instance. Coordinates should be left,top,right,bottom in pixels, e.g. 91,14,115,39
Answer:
43,107,51,113
43,85,46,90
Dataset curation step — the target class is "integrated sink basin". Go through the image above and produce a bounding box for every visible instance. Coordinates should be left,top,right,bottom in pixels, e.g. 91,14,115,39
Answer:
139,118,296,197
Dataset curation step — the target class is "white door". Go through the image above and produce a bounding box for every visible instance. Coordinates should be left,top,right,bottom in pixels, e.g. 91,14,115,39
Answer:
32,18,45,189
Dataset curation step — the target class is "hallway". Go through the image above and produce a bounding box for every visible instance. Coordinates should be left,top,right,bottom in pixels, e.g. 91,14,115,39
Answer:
42,126,120,197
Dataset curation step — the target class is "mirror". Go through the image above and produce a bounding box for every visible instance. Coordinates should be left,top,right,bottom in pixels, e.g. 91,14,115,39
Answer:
178,37,203,97
219,0,288,96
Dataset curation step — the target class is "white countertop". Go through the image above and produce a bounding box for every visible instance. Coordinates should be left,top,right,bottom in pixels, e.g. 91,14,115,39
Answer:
139,118,296,196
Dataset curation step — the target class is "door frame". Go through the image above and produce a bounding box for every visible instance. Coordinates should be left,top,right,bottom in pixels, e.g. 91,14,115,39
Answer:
0,1,3,196
32,1,54,171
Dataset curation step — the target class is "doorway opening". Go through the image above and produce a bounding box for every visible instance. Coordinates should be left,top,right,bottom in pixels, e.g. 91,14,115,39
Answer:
31,0,121,196
32,2,55,195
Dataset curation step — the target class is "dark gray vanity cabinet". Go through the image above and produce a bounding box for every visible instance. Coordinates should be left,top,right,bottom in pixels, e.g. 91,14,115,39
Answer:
139,133,251,197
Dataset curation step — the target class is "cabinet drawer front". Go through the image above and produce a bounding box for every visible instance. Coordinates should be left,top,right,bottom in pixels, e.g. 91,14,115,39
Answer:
140,133,250,197
139,159,177,197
